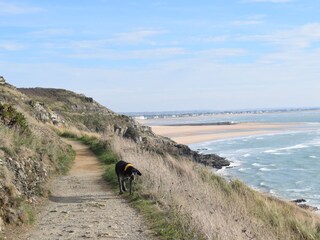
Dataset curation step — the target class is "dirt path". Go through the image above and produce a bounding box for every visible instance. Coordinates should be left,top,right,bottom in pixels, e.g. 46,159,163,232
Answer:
14,139,154,240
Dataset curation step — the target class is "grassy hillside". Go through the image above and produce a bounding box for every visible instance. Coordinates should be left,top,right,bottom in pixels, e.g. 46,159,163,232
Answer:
0,83,75,234
0,82,318,239
20,86,320,239
74,134,320,240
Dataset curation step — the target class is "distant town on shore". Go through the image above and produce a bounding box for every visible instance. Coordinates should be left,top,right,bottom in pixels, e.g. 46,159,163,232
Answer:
125,107,320,120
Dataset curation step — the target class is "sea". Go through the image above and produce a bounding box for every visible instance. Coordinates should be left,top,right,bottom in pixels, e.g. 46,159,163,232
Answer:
137,110,320,209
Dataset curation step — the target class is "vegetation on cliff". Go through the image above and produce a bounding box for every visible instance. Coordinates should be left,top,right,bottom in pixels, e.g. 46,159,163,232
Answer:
62,132,320,240
0,84,75,234
1,81,320,239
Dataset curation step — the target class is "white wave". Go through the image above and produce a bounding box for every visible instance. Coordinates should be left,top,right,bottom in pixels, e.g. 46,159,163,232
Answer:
229,160,242,167
269,189,275,195
266,152,293,155
264,144,309,154
238,168,247,172
309,194,320,199
259,167,272,172
264,149,278,153
309,156,318,159
286,188,311,193
216,168,228,176
285,144,309,150
243,153,251,157
252,163,275,167
308,139,320,147
253,163,263,167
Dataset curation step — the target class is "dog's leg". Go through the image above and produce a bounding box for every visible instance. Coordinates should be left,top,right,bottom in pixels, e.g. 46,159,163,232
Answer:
118,175,123,194
129,179,133,195
122,180,127,192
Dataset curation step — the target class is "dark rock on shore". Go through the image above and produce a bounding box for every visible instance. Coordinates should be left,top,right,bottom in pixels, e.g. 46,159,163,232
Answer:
195,153,230,169
291,199,318,211
173,144,230,169
196,148,208,151
292,199,306,204
298,204,318,211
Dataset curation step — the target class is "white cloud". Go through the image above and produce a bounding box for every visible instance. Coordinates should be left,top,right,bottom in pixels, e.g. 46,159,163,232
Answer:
258,48,320,65
0,1,44,15
0,42,25,51
31,28,73,37
69,47,185,60
2,44,320,112
232,20,263,26
196,48,247,58
112,29,167,44
68,29,166,50
192,35,229,43
236,23,320,49
232,14,266,26
67,47,247,61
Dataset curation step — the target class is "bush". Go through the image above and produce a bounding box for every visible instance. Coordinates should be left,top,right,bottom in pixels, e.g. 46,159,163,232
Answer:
0,103,28,132
124,126,139,141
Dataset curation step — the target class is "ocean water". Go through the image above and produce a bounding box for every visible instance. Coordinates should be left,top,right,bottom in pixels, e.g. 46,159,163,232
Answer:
186,111,320,209
143,110,320,126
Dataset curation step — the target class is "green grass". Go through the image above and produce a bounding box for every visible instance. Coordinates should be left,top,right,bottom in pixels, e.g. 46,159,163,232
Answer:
56,149,76,175
14,197,36,225
63,132,201,240
130,196,199,240
21,202,36,224
102,159,200,240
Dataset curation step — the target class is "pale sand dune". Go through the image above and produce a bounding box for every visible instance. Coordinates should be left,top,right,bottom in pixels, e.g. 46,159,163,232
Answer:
150,122,298,144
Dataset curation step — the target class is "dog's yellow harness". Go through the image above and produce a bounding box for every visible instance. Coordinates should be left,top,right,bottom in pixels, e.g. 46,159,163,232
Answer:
124,163,133,172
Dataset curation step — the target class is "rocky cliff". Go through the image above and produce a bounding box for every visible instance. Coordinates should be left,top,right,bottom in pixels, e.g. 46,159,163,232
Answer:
19,87,230,169
0,80,229,234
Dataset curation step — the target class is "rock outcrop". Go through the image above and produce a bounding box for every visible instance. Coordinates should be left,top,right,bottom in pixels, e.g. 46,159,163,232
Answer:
0,76,5,85
292,199,319,211
28,100,64,126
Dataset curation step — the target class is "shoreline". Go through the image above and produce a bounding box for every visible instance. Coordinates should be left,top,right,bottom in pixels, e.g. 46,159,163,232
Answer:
149,121,319,212
160,121,235,126
149,122,299,145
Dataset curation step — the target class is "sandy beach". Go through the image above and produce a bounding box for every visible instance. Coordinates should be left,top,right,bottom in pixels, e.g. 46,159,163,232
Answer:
149,122,298,145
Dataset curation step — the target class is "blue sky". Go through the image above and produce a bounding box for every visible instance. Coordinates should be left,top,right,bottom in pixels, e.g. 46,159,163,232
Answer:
1,0,320,112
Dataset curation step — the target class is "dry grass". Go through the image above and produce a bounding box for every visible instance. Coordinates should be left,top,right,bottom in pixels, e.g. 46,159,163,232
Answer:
107,135,320,240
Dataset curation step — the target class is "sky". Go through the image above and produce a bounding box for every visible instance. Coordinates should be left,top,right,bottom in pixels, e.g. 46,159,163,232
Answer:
1,0,320,112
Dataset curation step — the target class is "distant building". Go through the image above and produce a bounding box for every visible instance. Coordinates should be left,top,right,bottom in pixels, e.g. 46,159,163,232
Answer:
134,116,146,120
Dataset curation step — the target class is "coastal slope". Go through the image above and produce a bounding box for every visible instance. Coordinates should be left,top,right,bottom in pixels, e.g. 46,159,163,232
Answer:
1,80,320,239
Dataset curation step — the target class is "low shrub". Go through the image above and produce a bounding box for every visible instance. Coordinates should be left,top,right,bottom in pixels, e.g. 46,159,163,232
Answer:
0,103,28,132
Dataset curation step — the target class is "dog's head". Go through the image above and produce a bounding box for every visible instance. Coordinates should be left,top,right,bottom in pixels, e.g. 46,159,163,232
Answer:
133,168,142,176
130,168,142,181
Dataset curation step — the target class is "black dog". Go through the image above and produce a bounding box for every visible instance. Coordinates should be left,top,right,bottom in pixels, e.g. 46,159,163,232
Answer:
115,160,142,195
